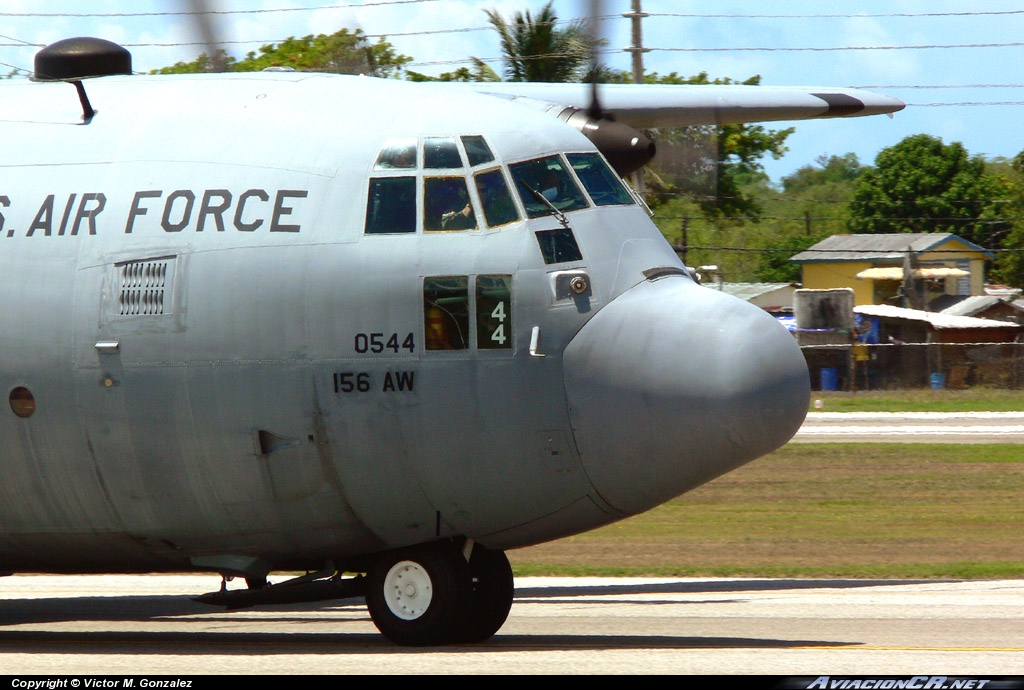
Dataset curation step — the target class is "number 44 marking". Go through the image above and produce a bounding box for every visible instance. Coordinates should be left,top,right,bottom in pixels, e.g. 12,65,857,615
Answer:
490,301,507,345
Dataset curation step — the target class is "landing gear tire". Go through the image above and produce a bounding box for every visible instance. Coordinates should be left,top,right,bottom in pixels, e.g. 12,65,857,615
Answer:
366,543,471,646
245,576,268,590
452,547,514,643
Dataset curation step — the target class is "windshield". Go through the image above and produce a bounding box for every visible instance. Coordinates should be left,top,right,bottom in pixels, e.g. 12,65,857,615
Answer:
509,155,588,218
566,152,635,206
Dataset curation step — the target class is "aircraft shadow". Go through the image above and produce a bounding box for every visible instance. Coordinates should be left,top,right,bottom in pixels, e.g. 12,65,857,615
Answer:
513,577,945,600
0,578,908,653
0,628,855,654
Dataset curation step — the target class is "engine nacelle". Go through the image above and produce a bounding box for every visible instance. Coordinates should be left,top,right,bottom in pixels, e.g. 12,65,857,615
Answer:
555,108,656,177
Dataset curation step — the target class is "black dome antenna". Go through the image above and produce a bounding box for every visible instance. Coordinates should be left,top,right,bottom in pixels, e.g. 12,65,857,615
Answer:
34,37,132,123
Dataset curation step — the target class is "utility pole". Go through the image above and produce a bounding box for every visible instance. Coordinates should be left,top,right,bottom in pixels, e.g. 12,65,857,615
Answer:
624,0,649,196
625,0,648,84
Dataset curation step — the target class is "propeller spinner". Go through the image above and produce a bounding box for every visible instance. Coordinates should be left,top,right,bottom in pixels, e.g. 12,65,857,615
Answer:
564,0,655,176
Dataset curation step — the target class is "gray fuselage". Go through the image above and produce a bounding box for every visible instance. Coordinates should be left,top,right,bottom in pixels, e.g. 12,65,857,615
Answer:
0,73,809,577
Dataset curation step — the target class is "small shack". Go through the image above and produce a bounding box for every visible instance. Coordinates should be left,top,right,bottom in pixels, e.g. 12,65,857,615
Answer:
716,282,799,314
854,304,1023,388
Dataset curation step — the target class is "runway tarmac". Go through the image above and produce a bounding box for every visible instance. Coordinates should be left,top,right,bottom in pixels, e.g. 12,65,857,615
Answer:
0,574,1022,675
794,411,1024,443
1,413,1020,675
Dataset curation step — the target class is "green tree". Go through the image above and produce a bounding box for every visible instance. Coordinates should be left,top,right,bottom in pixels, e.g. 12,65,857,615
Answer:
750,154,862,282
847,134,1011,248
643,72,793,222
153,28,411,78
782,152,862,193
406,60,501,83
485,1,595,83
984,157,1024,288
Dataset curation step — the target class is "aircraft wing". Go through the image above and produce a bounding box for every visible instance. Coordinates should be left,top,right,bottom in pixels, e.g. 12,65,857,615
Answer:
450,82,905,129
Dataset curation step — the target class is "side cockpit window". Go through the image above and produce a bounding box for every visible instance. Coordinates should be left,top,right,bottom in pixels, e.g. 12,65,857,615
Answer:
423,275,512,352
509,155,588,218
366,177,415,234
424,276,469,350
367,138,418,234
566,152,635,206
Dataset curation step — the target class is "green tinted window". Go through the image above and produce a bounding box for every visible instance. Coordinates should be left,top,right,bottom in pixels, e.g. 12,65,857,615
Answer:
474,169,519,228
365,177,416,234
462,135,495,166
424,137,463,169
566,152,635,206
534,229,583,265
424,177,477,232
476,275,512,350
509,155,588,218
424,276,469,350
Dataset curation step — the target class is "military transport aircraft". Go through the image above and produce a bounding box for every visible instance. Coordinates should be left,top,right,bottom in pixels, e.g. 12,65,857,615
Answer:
0,35,903,646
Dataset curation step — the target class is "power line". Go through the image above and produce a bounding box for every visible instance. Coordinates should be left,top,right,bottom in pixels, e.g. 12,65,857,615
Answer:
909,101,1024,107
647,10,1024,19
656,214,1023,224
671,245,1024,254
0,0,445,18
5,6,1023,20
652,42,1024,53
856,84,1024,89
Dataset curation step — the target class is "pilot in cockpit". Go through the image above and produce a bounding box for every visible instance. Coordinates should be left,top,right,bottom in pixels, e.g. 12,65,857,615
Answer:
539,169,560,202
441,202,474,230
431,178,476,231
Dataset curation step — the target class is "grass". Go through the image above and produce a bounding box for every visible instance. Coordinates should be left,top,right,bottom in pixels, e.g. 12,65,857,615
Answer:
507,442,1024,579
807,388,1024,412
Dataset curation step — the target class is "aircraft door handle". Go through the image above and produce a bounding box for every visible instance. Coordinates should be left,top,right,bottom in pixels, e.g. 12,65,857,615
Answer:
529,326,546,358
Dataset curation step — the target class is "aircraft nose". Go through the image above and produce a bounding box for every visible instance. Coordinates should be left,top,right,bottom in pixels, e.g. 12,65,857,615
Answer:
563,276,810,516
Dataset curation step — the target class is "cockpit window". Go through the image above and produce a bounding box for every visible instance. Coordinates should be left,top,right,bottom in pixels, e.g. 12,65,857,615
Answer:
462,135,495,166
509,155,588,218
424,176,477,231
375,139,417,170
366,177,416,234
566,152,635,206
473,168,519,228
424,137,464,169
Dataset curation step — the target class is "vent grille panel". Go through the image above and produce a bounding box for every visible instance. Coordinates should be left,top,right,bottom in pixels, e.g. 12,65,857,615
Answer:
115,258,174,316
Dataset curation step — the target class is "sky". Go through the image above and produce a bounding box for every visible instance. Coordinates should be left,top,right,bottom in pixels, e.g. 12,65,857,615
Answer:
2,0,1023,184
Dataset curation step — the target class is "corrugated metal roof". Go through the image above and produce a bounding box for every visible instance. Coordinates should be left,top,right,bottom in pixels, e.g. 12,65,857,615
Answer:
939,295,1005,318
716,282,798,300
790,233,992,263
855,304,1021,330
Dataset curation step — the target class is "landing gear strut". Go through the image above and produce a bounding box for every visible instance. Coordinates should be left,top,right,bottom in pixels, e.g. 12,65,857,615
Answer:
365,540,513,646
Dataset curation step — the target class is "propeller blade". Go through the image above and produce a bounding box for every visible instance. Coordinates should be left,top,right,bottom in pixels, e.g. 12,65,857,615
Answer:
186,0,227,72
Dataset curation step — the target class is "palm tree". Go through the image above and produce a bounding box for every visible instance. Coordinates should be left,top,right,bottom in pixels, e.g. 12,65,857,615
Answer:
485,1,595,82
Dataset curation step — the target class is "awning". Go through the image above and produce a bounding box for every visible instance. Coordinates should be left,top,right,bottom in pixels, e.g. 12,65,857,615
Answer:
856,267,969,280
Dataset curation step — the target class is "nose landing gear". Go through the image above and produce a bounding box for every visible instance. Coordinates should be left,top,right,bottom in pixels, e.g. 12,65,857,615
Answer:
366,540,513,646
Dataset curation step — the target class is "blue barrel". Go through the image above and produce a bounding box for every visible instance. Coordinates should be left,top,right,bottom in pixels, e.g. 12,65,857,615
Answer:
820,367,839,391
930,373,946,390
